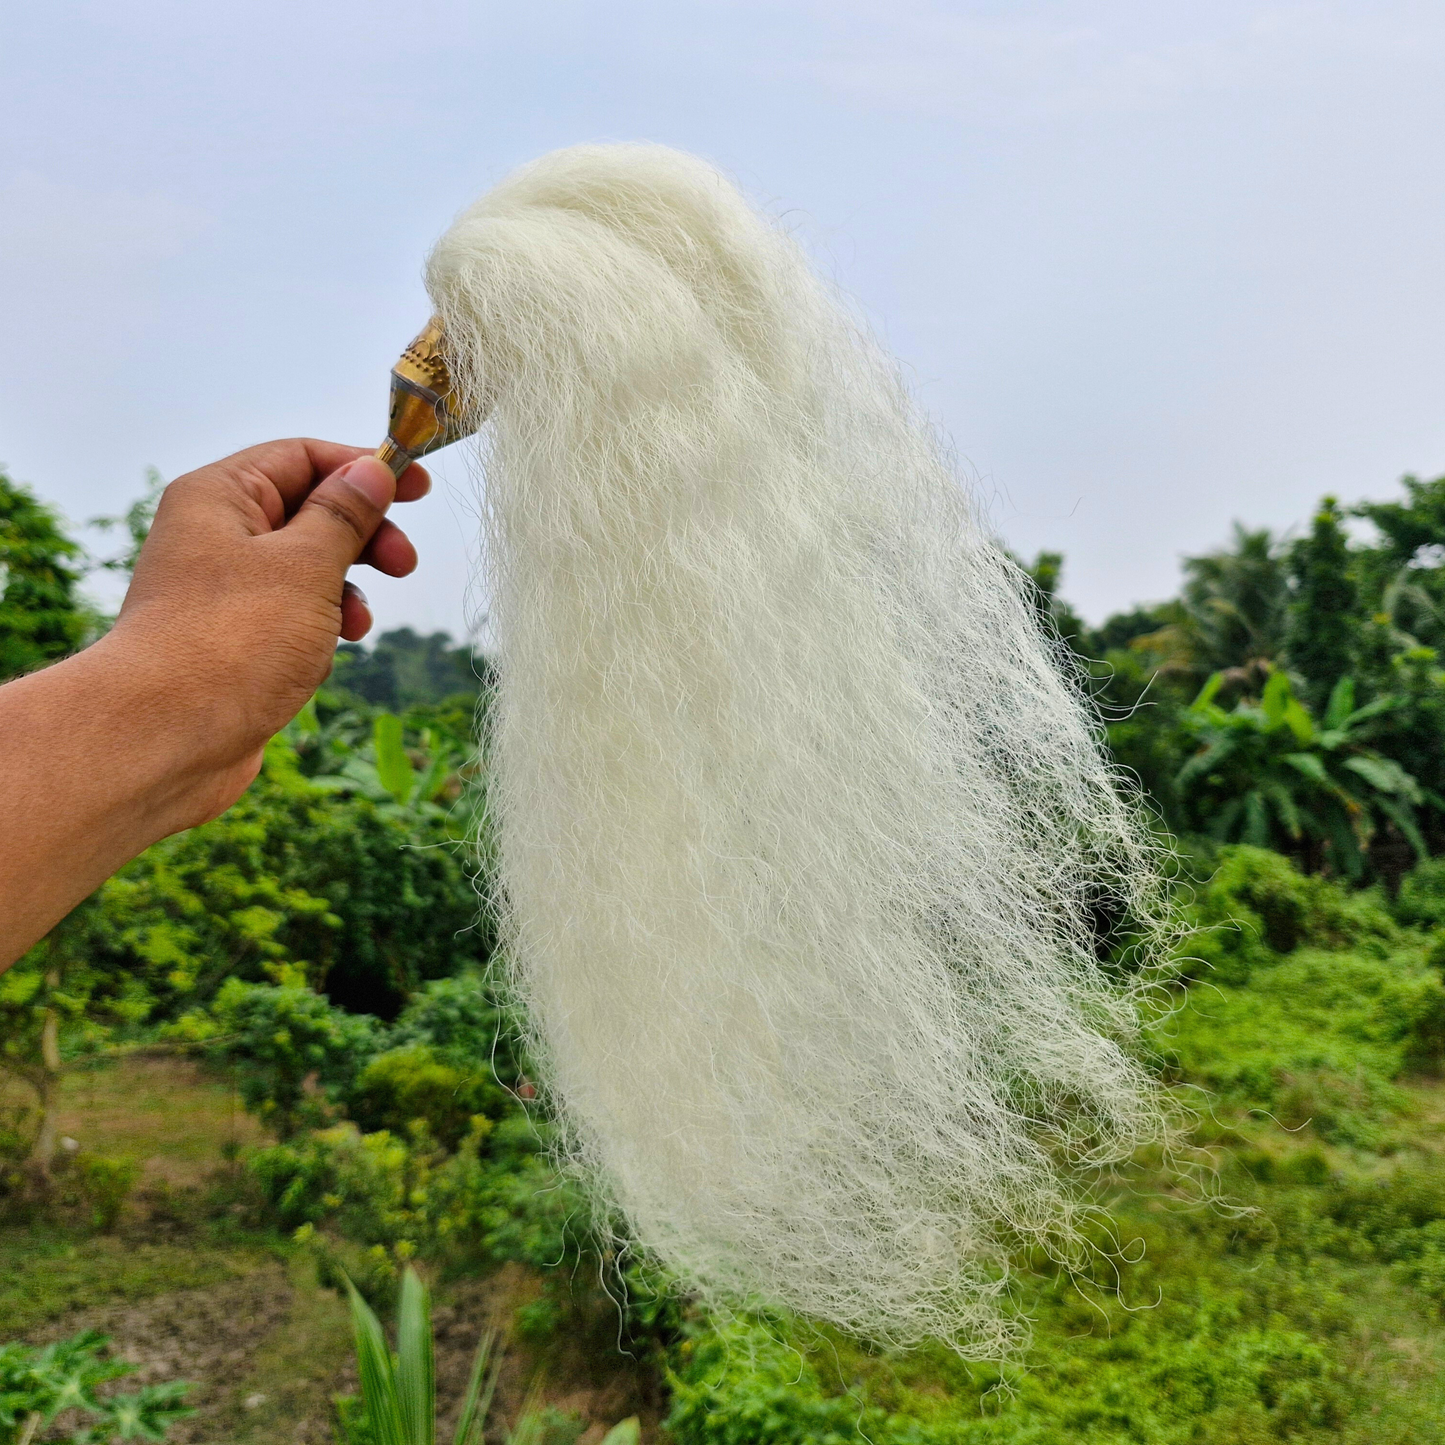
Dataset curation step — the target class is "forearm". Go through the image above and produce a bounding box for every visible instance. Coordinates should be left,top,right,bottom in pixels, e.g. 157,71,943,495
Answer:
0,443,420,972
0,635,224,967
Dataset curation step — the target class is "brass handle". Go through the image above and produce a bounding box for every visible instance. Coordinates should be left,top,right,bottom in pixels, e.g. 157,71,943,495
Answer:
376,316,478,479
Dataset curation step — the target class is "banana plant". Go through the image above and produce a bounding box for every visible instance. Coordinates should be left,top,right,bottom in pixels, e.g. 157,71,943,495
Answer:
1177,669,1426,877
311,714,460,820
336,1267,640,1445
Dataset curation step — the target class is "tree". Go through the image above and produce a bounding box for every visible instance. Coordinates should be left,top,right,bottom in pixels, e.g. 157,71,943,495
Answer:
1286,498,1359,712
334,627,486,710
1020,551,1090,654
1,718,492,1169
198,971,381,1139
1183,524,1289,680
94,727,492,1020
1350,646,1445,859
1355,473,1445,574
89,466,164,579
311,711,462,819
1123,525,1288,699
0,901,113,1173
0,470,92,681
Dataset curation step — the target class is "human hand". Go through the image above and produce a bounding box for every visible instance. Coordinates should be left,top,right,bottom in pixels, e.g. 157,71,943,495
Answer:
103,438,430,828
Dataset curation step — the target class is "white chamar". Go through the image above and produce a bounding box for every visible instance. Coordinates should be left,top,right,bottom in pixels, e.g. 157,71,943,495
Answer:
429,143,1175,1359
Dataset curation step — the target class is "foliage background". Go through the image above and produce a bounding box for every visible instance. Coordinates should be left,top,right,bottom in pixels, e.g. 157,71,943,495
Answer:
11,463,1445,1439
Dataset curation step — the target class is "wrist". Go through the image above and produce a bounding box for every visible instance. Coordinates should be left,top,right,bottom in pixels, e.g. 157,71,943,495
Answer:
0,633,248,967
74,629,253,841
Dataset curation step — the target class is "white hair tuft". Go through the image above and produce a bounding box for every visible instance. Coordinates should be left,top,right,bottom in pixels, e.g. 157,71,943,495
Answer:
427,143,1175,1357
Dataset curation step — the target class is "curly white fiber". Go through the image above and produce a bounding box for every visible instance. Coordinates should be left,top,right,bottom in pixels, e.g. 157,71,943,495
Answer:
428,144,1172,1357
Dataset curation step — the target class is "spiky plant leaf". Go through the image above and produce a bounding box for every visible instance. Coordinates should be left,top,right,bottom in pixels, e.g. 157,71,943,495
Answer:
451,1330,499,1445
344,1276,406,1445
396,1269,435,1445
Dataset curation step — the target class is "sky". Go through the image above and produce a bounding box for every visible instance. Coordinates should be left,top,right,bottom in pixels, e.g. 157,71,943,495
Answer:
3,1,1445,640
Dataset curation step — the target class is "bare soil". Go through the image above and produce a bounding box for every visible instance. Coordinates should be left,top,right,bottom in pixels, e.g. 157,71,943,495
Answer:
33,1262,307,1442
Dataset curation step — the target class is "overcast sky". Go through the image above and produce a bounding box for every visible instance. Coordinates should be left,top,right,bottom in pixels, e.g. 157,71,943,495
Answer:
4,1,1445,640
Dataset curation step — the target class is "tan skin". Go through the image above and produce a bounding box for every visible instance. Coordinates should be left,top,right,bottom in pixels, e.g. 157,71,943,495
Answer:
0,440,430,970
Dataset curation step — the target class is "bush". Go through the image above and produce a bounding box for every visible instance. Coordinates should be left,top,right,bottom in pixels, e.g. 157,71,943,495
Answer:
72,1155,140,1231
1395,856,1445,930
293,794,490,1018
346,1045,497,1151
243,1107,592,1288
248,1124,422,1245
344,972,521,1146
666,1318,889,1445
1161,942,1445,1144
390,973,521,1087
86,735,493,1027
198,976,383,1139
1181,845,1398,985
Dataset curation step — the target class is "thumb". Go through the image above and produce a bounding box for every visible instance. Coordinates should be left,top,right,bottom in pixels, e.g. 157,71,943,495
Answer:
284,455,396,571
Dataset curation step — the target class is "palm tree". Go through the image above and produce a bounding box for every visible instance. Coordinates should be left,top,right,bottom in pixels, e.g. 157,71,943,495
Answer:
1135,525,1286,684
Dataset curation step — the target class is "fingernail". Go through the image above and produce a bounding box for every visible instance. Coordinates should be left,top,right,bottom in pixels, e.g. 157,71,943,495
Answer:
335,456,396,510
348,583,369,606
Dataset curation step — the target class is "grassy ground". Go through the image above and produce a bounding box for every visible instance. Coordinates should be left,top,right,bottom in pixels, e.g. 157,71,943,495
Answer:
0,1052,266,1191
15,878,1445,1444
3,1056,356,1441
3,1055,657,1444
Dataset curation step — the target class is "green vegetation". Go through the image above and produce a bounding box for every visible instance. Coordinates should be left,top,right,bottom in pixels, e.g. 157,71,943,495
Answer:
333,628,491,712
0,469,96,683
336,1266,499,1445
333,1262,644,1445
0,1328,193,1444
10,464,1445,1438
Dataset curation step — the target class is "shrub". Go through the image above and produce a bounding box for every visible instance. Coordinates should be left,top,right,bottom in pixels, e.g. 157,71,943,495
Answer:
294,794,490,1018
199,977,383,1138
1182,845,1398,985
1161,943,1445,1144
347,1045,498,1151
390,972,522,1088
244,1109,590,1288
72,1155,140,1231
345,972,521,1147
90,735,493,1025
666,1319,889,1445
248,1124,421,1245
1395,856,1445,930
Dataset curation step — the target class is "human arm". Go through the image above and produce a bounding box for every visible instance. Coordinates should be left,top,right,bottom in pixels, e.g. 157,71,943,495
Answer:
0,440,429,969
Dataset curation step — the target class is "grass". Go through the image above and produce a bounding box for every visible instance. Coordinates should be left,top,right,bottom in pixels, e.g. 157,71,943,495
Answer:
0,1053,264,1189
216,1252,358,1445
1158,943,1444,1146
665,850,1445,1443
1,1051,354,1441
0,1054,275,1334
0,1230,256,1334
669,1108,1445,1443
